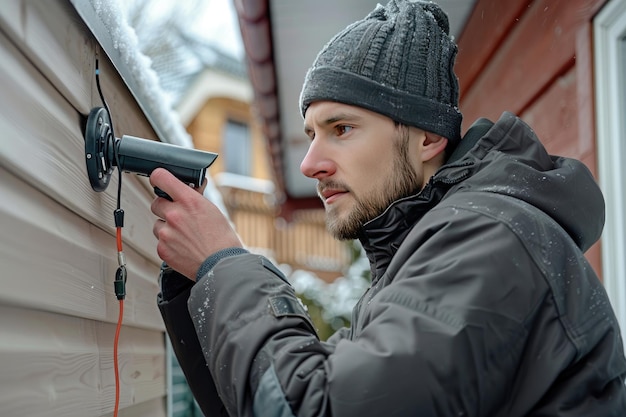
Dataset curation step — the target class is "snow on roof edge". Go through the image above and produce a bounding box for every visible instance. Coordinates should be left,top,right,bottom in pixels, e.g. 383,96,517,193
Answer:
70,0,192,148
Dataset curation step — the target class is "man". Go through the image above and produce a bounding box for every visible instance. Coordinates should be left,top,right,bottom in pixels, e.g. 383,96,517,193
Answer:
151,1,626,416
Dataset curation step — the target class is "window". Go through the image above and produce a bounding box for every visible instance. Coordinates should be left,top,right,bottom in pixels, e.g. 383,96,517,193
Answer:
223,119,251,176
594,0,626,338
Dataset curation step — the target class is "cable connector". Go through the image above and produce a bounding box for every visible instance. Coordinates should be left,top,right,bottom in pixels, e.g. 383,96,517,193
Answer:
114,208,125,227
113,207,126,300
114,265,127,300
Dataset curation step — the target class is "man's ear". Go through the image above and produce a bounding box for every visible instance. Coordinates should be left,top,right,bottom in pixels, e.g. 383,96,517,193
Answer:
421,132,448,162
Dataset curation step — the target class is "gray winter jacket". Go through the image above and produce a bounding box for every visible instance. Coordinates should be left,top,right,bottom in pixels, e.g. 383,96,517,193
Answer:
158,112,626,416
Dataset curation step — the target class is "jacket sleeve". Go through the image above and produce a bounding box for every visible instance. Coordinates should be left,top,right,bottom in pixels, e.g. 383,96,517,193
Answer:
188,254,334,416
157,265,229,417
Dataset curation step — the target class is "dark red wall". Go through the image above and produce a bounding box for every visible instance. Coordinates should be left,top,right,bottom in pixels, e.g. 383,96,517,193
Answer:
455,0,609,276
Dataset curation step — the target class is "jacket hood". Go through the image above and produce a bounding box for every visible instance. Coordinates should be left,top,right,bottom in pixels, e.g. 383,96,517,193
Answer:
359,112,605,280
447,112,605,251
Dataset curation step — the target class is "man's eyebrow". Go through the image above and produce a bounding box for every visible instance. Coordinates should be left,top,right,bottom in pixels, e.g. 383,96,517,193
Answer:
304,112,363,134
323,113,362,125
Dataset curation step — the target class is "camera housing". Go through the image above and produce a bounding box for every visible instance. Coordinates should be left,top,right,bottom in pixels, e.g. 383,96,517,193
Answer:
84,107,218,195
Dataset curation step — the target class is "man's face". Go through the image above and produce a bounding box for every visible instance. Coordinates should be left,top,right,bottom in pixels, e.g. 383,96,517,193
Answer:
301,101,425,240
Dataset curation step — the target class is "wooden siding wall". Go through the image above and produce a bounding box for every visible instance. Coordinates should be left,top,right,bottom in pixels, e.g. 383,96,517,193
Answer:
0,1,166,416
456,0,608,276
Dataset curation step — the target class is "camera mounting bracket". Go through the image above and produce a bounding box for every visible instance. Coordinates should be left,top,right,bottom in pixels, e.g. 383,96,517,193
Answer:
84,107,114,192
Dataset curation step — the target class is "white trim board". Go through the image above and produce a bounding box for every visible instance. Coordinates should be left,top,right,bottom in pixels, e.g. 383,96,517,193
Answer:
594,0,626,340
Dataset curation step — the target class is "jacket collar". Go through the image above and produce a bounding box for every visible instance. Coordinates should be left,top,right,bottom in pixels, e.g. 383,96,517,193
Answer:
357,118,495,283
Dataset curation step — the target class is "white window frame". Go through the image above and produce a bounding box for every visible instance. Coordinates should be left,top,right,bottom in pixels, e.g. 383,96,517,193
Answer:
594,0,626,337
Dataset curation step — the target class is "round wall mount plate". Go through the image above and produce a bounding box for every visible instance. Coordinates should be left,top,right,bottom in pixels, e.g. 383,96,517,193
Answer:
84,107,114,192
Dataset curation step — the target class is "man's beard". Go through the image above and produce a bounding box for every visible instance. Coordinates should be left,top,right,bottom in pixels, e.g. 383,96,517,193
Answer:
325,127,421,240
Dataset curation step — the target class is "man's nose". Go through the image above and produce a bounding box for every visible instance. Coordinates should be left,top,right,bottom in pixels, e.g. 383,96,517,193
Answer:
300,139,335,179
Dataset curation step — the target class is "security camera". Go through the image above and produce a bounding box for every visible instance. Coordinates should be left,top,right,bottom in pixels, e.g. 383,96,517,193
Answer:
84,107,218,199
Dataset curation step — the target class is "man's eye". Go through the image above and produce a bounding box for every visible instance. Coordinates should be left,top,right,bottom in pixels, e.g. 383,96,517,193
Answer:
336,125,353,136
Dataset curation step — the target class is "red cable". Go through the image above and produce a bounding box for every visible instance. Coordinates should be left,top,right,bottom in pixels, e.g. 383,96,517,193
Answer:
97,62,125,417
113,299,124,417
116,227,123,252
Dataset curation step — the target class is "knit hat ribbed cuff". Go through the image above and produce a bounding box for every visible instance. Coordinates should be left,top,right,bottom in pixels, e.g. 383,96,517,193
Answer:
300,66,462,144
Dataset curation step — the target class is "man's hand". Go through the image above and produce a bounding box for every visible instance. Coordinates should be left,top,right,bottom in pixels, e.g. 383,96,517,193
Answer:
150,168,243,280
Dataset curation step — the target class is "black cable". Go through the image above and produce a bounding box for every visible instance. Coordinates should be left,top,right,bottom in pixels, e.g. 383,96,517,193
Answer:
95,57,123,210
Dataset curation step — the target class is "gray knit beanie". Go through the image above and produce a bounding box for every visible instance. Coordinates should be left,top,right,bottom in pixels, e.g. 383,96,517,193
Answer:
299,0,462,146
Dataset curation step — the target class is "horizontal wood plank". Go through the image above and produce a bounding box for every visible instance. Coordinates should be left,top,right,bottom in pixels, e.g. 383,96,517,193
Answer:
0,305,165,417
0,0,93,114
117,398,167,417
